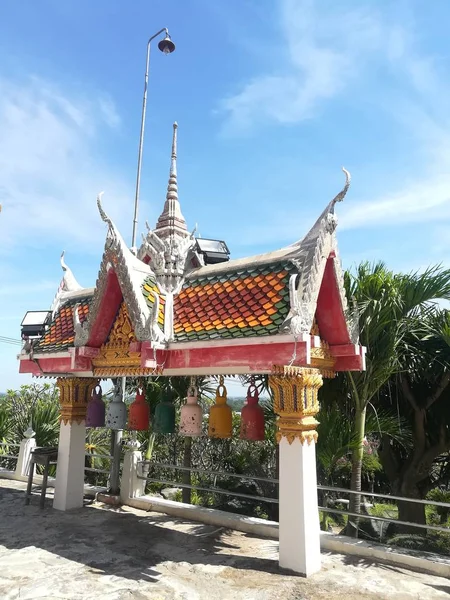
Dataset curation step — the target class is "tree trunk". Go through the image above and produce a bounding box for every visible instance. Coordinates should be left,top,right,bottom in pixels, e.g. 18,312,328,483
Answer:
346,405,366,537
397,492,426,531
321,491,329,531
182,436,192,504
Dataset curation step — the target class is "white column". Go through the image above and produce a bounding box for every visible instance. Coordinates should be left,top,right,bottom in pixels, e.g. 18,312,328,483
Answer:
53,421,86,511
15,436,36,479
120,447,146,503
279,438,321,576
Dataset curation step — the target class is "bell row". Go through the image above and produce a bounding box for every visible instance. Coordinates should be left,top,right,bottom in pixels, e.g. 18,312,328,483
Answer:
85,376,266,441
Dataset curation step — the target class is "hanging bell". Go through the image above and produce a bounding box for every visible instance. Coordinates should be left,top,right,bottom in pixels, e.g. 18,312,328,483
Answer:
240,378,265,441
86,384,105,428
208,376,232,439
105,379,128,430
154,387,176,434
128,386,150,431
179,380,203,437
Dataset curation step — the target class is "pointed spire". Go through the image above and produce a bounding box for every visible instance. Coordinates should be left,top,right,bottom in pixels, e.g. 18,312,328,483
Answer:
167,121,178,202
154,122,189,238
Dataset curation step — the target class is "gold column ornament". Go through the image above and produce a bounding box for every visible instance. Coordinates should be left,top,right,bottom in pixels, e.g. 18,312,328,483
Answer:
269,366,323,445
56,377,98,424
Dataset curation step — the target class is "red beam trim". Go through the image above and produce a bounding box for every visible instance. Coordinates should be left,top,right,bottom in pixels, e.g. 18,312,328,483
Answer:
69,348,93,371
164,341,308,372
329,343,360,357
19,359,42,376
78,346,100,358
334,355,364,372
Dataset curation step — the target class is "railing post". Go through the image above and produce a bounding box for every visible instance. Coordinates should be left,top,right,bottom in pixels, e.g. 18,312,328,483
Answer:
120,439,146,503
15,431,36,479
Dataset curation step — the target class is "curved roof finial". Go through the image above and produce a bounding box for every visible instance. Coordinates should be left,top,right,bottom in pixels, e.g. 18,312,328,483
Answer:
60,250,69,272
96,191,112,226
58,251,82,292
331,167,351,209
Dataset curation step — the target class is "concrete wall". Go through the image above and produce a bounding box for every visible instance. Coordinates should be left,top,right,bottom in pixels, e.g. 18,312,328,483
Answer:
122,493,450,579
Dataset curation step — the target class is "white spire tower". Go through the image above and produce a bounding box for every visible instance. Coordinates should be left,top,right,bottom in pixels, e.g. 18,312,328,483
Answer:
154,122,189,239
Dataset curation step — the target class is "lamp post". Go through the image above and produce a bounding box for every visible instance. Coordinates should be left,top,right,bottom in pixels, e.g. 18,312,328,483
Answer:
131,28,176,251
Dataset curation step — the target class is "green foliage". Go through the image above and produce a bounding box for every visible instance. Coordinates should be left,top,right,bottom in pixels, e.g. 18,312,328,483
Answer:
369,502,398,519
426,488,450,524
387,533,450,556
4,384,60,448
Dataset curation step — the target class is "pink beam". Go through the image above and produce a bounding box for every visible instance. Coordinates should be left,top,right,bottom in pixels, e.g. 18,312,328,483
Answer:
163,341,308,373
69,348,93,371
329,344,361,357
334,355,364,372
78,346,100,358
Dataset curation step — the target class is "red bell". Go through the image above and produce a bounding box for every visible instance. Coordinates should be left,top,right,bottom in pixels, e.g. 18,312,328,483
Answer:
240,379,265,441
128,387,150,431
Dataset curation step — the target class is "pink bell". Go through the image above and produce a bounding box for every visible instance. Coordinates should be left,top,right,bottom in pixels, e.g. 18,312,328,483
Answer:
179,382,203,437
240,379,265,441
86,384,105,427
128,387,150,431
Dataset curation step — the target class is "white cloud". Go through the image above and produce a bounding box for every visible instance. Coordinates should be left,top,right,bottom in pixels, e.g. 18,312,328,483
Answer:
340,36,450,231
340,175,450,231
219,0,383,133
217,1,450,235
99,97,121,129
0,76,131,254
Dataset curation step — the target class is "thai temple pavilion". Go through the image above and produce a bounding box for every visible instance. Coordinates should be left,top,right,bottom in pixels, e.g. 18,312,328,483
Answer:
19,123,365,576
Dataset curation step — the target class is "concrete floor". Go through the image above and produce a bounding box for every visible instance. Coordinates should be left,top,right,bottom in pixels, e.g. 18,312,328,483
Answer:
0,478,449,600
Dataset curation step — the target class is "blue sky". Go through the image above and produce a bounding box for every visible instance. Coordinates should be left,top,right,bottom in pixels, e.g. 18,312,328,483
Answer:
1,0,449,391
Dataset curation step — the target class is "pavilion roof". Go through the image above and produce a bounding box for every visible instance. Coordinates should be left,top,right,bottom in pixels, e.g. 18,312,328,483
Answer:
19,124,364,377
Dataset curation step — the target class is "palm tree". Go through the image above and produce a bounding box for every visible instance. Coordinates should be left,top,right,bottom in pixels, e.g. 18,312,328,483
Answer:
344,262,450,534
378,307,450,529
317,374,411,531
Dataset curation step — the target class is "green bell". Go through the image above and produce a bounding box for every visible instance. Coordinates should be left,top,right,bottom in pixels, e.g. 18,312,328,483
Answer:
154,388,176,434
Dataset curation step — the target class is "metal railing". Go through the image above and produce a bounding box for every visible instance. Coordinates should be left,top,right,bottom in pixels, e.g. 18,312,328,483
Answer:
137,460,450,536
137,460,279,504
318,485,450,535
84,452,113,476
0,442,20,461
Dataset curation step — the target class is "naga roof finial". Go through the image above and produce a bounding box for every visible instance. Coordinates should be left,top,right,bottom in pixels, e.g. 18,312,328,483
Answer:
56,251,82,295
330,167,351,209
96,191,111,225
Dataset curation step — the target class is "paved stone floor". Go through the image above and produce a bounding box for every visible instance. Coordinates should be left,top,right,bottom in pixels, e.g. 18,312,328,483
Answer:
1,479,450,600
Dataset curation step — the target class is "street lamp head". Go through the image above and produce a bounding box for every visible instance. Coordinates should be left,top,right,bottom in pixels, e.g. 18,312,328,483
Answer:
158,35,176,55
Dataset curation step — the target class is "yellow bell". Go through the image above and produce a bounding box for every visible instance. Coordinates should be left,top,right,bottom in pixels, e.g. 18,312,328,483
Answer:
208,376,232,439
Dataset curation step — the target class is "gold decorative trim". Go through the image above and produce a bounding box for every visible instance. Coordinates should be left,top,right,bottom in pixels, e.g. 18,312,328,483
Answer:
56,377,98,424
269,366,323,445
93,367,159,377
92,302,142,371
311,339,336,378
310,318,320,336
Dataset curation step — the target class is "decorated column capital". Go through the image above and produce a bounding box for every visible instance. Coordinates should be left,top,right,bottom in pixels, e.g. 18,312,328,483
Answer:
56,377,98,424
269,366,323,445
